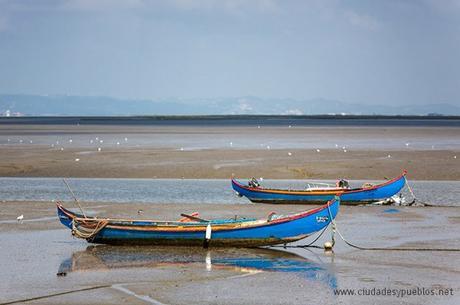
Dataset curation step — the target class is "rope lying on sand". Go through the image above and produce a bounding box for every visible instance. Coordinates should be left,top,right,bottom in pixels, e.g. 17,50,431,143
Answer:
0,285,111,305
271,185,460,252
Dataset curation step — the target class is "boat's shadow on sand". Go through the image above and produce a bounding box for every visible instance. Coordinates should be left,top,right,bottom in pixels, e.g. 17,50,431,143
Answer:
57,245,337,289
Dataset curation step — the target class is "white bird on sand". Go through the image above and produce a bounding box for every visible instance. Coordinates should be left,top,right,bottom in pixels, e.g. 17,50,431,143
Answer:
30,140,33,144
259,177,264,181
124,137,128,142
51,144,54,148
75,158,80,162
97,147,102,152
116,142,120,145
95,137,99,141
405,143,410,147
335,144,338,148
69,139,73,143
7,138,10,142
454,156,457,159
19,139,23,143
17,215,24,222
180,147,184,151
316,149,321,153
266,145,271,150
230,142,233,147
90,139,93,144
387,155,391,158
60,147,64,151
257,125,261,129
288,152,292,156
343,149,347,153
100,140,104,143
288,125,292,128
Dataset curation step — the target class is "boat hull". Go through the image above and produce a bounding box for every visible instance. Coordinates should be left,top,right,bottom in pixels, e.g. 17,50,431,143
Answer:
232,172,406,205
57,199,339,247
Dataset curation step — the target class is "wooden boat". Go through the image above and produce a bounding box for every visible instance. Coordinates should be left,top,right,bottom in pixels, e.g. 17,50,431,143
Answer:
231,171,407,205
57,198,340,247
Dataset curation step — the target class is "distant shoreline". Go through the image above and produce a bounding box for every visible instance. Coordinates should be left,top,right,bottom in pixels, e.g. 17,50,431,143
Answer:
1,115,460,126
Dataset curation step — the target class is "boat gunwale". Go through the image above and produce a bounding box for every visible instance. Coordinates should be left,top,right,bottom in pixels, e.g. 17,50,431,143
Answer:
57,199,338,233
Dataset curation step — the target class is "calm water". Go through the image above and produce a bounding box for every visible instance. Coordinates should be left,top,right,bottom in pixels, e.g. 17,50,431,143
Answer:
0,177,458,206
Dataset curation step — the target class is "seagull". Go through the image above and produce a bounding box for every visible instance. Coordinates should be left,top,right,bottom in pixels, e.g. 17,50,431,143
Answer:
124,137,128,142
97,147,102,152
116,142,120,145
257,125,261,129
17,215,24,222
69,139,73,143
100,140,104,143
180,147,184,151
75,158,80,162
90,140,93,144
266,145,270,150
316,149,321,153
387,155,391,158
60,147,64,151
335,144,338,148
343,149,347,153
288,152,292,156
405,143,410,147
288,125,292,128
454,156,457,159
229,142,233,147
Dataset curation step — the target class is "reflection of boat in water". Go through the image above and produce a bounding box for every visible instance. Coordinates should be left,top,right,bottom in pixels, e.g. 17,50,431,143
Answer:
57,246,337,289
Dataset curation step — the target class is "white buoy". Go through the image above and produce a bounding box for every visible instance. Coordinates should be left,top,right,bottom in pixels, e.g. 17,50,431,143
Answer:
17,215,24,222
205,224,212,240
75,158,80,162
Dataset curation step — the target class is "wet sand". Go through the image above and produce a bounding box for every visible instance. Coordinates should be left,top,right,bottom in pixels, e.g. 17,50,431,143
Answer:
0,125,459,180
1,200,459,305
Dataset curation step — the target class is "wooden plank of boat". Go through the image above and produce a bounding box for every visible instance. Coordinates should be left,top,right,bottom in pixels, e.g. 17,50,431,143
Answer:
57,197,340,247
231,171,407,205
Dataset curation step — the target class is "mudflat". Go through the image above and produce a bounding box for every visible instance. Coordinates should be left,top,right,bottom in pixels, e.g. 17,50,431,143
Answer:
0,124,459,180
1,200,459,305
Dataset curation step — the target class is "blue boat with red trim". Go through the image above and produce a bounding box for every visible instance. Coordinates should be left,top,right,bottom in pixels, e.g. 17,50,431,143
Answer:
232,171,407,205
57,197,339,247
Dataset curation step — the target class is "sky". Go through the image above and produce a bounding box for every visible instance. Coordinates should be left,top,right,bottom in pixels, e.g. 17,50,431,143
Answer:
0,0,459,106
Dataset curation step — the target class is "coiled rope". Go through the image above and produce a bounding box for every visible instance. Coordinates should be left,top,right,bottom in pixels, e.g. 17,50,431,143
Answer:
71,218,108,239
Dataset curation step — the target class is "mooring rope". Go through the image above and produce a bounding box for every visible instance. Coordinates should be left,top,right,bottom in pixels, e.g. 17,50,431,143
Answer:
280,200,460,252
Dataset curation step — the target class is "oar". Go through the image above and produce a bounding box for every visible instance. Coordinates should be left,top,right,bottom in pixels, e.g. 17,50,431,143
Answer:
180,213,209,222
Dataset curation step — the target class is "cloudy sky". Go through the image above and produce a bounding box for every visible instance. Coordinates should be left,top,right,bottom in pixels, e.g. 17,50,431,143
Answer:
0,0,459,106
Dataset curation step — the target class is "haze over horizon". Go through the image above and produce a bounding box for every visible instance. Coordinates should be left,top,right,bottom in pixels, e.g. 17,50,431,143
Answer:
0,0,459,110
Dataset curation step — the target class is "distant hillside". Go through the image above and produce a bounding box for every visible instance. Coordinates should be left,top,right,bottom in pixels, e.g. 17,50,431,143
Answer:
0,94,459,116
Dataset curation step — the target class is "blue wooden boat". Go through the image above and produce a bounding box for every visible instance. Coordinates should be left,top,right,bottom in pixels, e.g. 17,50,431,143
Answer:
232,171,407,205
57,198,340,247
